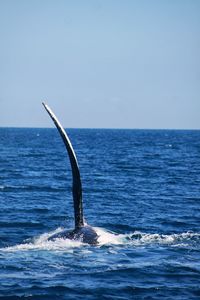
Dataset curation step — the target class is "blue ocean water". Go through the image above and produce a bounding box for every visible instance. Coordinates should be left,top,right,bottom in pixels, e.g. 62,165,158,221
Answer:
0,128,200,300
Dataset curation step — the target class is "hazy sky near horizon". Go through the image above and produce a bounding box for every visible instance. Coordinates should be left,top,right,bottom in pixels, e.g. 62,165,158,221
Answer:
0,0,199,129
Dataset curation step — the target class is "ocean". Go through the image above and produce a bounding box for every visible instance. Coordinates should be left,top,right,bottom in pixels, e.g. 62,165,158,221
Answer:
0,128,199,299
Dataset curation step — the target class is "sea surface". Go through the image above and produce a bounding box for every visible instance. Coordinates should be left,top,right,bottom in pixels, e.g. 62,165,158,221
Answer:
0,128,200,300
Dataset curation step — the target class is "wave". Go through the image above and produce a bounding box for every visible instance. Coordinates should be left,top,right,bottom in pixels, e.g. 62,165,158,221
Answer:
0,184,66,192
1,228,199,253
96,228,200,247
0,221,44,228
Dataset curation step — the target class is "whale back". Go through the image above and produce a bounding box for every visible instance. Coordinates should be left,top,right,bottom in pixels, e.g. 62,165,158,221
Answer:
48,225,98,244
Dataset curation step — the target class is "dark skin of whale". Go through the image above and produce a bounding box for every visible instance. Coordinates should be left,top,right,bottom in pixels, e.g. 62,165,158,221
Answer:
48,225,98,245
42,103,99,245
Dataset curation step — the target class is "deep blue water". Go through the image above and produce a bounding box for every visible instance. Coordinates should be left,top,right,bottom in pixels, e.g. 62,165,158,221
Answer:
0,128,200,300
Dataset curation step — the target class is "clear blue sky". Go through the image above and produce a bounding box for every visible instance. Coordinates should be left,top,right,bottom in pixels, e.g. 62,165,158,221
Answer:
0,0,199,129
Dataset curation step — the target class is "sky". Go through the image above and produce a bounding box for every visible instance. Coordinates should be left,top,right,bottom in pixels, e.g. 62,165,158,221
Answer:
0,0,199,129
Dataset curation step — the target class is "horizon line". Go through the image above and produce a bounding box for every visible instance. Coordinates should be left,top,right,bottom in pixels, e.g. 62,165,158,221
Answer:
0,126,200,131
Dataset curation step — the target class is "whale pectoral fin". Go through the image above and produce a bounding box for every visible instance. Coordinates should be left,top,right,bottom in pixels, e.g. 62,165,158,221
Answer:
42,102,84,229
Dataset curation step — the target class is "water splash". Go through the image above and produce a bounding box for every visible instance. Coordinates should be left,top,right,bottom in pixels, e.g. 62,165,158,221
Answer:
1,228,82,252
1,228,199,252
128,231,200,247
96,228,200,247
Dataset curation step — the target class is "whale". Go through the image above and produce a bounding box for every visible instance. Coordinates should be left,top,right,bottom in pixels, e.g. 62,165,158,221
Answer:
43,103,99,245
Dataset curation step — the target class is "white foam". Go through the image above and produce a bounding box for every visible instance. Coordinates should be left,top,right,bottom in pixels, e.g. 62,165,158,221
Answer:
95,227,127,245
1,228,82,252
96,229,200,247
127,231,200,246
1,228,199,252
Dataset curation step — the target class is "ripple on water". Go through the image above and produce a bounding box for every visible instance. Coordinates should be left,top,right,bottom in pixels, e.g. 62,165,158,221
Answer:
0,128,200,299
